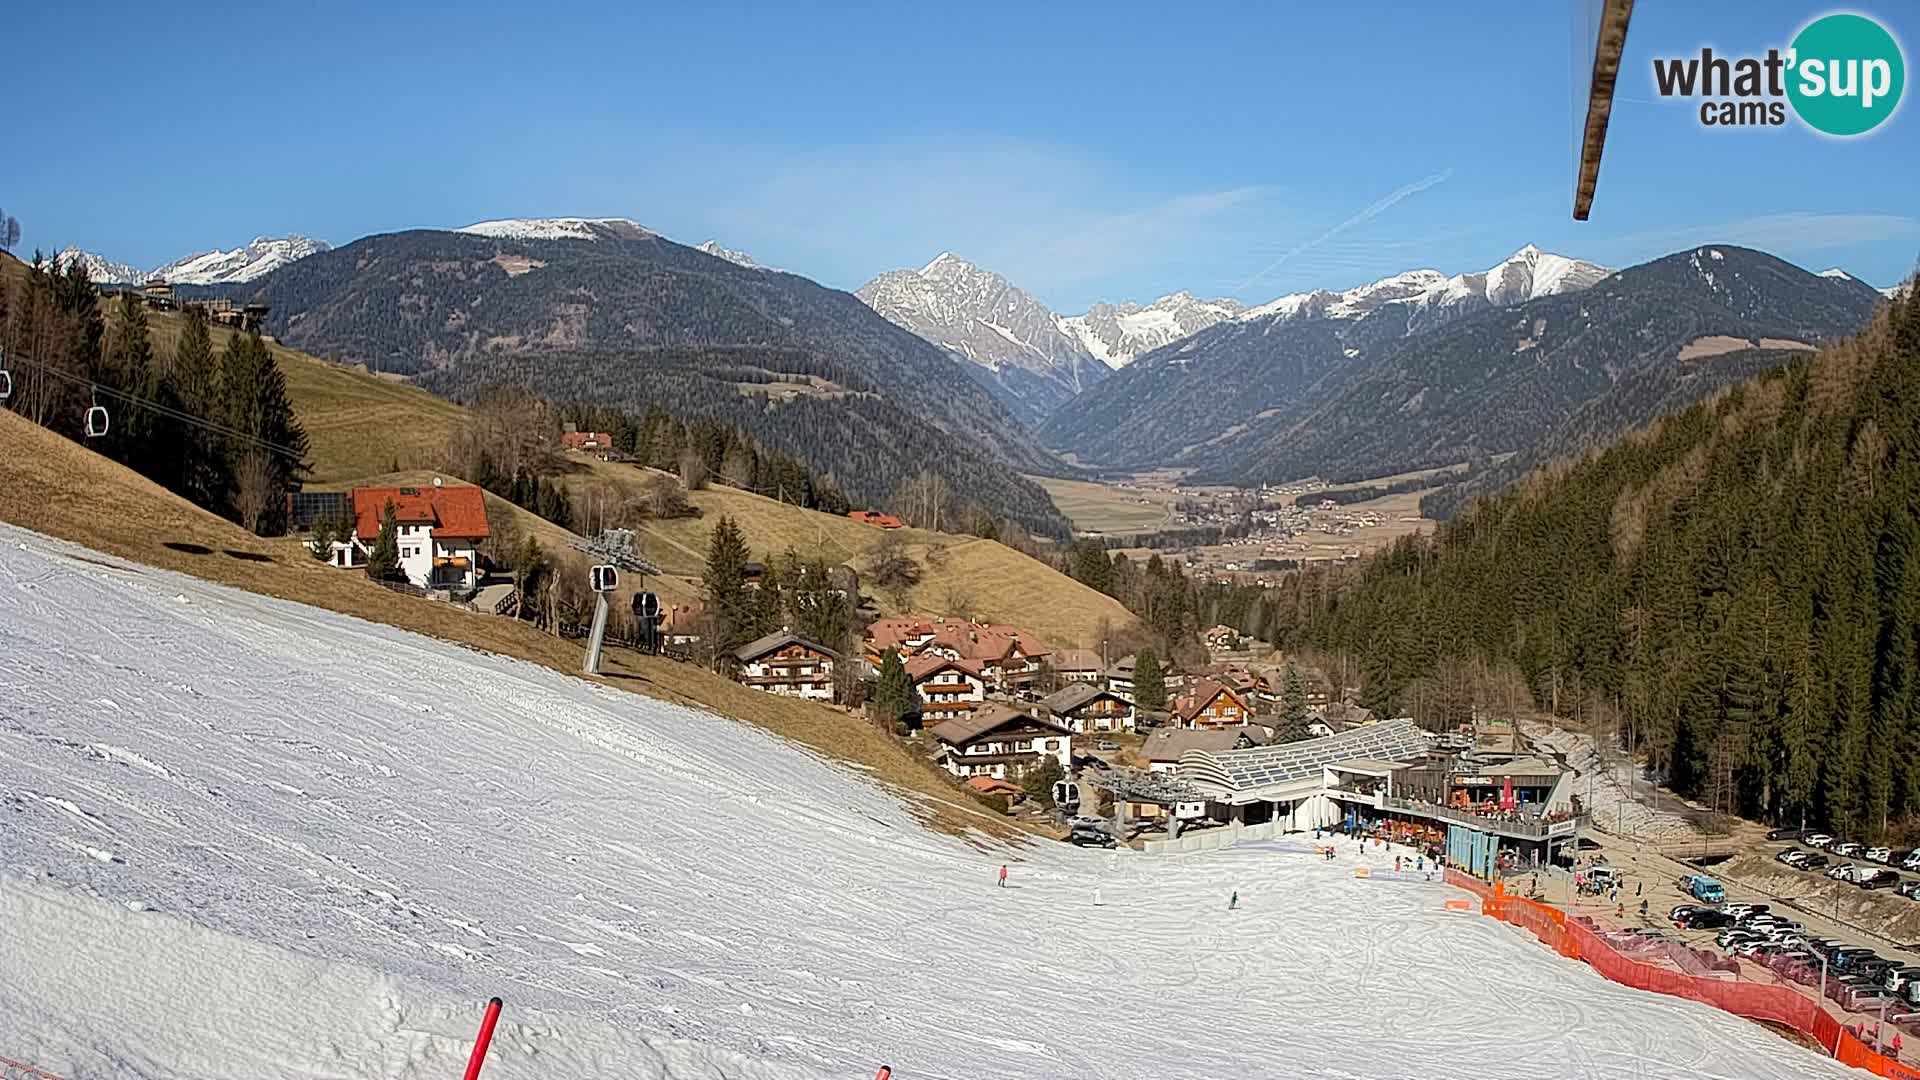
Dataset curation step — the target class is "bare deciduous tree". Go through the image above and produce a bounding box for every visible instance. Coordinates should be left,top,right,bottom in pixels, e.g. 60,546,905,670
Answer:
232,450,276,535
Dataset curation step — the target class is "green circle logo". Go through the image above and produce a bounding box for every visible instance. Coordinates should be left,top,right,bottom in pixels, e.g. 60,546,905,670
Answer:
1787,13,1905,136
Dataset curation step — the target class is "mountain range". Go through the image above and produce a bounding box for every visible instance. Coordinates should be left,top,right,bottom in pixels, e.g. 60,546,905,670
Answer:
1043,245,1884,506
1039,244,1611,470
56,236,330,286
228,221,1072,536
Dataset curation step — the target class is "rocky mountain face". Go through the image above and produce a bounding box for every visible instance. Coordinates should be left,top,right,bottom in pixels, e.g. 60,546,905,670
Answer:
856,254,1111,426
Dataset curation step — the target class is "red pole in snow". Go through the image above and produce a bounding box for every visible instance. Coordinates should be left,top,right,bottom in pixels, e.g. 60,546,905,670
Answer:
875,1068,892,1080
462,997,503,1080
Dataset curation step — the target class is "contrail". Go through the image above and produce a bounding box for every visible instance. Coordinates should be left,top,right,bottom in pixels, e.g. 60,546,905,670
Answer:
1235,168,1455,293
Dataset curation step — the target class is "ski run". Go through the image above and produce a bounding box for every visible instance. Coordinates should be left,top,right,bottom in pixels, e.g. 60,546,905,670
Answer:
0,524,1852,1079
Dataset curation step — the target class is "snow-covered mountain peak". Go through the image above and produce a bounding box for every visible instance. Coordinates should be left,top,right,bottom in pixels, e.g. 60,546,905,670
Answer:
1819,267,1854,281
1061,291,1248,368
921,251,969,276
1237,246,1608,329
456,217,651,242
696,240,770,271
53,236,330,286
53,248,145,285
156,236,332,285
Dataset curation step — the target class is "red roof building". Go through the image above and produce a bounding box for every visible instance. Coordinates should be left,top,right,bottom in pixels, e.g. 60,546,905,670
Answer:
342,484,491,592
847,510,906,529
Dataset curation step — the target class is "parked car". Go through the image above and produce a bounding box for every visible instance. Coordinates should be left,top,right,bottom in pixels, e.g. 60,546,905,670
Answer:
1896,880,1920,899
1889,848,1915,867
1095,741,1119,752
1832,948,1883,974
1858,869,1901,890
1829,864,1860,881
1836,841,1867,858
1867,846,1894,864
1808,833,1837,848
1670,903,1703,921
1843,986,1902,1013
1798,853,1830,871
1904,851,1920,872
1684,910,1733,929
1776,849,1803,865
1884,968,1920,994
1726,903,1770,918
1853,958,1899,982
1767,827,1808,841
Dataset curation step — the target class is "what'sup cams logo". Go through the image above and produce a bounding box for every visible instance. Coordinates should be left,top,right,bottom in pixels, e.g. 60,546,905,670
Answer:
1652,12,1905,136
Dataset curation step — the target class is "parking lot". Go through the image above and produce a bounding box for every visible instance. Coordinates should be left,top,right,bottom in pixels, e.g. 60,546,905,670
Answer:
1549,830,1920,1061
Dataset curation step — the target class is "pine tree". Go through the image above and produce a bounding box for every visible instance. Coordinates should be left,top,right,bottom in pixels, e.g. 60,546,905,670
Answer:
367,502,401,581
220,332,309,533
100,293,154,467
871,649,919,732
1134,649,1167,711
171,311,228,510
703,515,753,657
1281,661,1311,741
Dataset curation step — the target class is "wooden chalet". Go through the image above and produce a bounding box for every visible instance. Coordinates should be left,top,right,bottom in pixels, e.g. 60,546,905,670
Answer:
906,654,986,721
734,629,837,701
1038,682,1136,735
1175,677,1252,731
930,706,1072,782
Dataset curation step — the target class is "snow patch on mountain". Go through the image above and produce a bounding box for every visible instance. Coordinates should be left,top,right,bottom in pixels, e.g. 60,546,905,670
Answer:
1060,291,1246,368
1818,268,1854,281
456,217,651,242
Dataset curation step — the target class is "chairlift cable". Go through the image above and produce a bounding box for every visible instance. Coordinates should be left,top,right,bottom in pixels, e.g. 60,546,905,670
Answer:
2,352,310,460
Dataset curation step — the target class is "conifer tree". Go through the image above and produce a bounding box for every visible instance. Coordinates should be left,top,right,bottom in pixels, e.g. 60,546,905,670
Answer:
367,502,401,581
703,515,753,657
1134,649,1166,711
1280,661,1311,742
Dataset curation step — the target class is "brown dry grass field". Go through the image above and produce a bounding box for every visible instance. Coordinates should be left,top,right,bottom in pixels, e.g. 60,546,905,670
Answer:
1029,474,1178,535
0,408,1026,844
559,458,1137,647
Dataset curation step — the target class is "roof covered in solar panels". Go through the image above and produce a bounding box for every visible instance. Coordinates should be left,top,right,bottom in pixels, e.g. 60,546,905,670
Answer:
1177,719,1430,795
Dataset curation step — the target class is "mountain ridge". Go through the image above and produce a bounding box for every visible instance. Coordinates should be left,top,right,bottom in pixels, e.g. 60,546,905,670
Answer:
56,236,329,286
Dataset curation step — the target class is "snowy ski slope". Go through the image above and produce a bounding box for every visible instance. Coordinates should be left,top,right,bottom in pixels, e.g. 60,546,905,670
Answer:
0,525,1853,1079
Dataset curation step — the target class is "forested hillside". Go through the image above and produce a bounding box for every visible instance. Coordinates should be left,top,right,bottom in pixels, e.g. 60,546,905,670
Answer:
1254,289,1920,839
240,227,1072,536
421,348,1069,536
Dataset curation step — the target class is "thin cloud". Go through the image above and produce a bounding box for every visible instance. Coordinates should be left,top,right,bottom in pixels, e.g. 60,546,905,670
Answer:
1233,168,1455,293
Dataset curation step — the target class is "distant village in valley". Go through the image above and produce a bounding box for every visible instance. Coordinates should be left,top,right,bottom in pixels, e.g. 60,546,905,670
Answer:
274,430,1558,851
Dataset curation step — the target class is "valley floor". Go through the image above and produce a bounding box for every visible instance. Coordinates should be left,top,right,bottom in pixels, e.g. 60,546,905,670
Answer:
0,524,1855,1079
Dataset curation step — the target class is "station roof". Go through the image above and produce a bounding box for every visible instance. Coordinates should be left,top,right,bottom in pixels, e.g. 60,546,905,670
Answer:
1178,720,1430,799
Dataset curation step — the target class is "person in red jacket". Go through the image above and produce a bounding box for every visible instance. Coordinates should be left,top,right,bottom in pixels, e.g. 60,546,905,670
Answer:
998,864,1007,888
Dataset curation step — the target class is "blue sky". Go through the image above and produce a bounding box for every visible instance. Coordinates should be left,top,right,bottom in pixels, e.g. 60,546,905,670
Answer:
4,1,1915,311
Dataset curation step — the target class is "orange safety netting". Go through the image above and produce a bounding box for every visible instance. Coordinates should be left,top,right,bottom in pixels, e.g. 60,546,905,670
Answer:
1441,870,1920,1078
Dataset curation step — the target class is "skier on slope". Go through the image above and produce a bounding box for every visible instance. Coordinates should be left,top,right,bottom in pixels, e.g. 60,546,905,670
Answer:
1229,890,1239,910
998,864,1007,888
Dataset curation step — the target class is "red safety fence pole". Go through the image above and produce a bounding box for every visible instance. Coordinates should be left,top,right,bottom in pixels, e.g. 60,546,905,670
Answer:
463,997,504,1080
